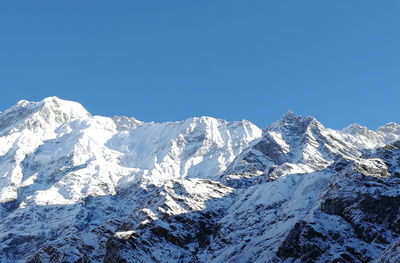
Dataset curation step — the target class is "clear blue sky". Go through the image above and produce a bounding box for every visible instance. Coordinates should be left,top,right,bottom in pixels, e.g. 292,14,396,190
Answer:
1,1,399,129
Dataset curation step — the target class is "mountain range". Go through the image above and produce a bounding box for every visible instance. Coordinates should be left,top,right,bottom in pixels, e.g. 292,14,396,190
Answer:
1,97,400,263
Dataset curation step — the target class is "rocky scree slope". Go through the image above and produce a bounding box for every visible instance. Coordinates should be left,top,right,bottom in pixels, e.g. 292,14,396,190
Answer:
0,97,400,263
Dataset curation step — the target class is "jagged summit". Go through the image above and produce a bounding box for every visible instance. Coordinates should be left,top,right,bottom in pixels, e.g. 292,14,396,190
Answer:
268,110,320,133
278,110,301,123
1,98,400,262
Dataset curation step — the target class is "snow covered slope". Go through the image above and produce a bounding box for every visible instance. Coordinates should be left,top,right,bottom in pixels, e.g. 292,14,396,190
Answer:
0,97,399,262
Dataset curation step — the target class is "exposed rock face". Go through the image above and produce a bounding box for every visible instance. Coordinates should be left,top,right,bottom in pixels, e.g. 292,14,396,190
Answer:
1,98,400,262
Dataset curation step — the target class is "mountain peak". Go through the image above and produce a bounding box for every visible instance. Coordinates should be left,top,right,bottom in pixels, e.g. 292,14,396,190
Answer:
377,122,400,134
41,95,62,104
0,97,90,135
281,110,299,121
268,111,320,133
341,123,370,135
38,96,90,119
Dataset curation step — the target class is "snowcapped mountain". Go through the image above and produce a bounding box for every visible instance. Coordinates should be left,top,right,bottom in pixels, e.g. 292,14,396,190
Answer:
1,97,400,262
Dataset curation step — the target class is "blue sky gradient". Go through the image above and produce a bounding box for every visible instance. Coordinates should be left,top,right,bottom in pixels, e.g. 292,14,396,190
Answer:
1,1,399,129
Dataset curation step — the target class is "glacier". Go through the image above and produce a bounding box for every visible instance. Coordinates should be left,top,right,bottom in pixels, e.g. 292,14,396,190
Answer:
1,97,400,262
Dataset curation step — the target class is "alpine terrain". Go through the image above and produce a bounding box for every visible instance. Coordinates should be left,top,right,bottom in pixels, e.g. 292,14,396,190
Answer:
1,97,400,263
